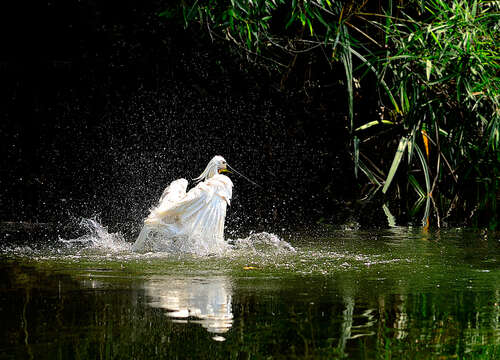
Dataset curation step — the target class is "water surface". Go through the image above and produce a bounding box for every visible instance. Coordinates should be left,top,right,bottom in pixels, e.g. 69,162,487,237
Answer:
1,226,499,359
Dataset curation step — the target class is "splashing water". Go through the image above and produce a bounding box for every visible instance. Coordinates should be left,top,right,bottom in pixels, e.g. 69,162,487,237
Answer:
57,218,294,257
230,232,296,254
59,218,132,252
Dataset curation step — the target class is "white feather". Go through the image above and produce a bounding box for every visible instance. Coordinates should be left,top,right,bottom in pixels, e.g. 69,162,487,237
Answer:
133,156,233,255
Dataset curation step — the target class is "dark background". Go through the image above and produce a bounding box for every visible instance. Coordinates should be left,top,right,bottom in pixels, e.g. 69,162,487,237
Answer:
0,1,385,238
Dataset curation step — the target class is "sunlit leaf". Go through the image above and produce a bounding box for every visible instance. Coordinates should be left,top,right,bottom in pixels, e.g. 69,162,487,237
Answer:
382,137,408,194
355,120,394,131
425,59,432,80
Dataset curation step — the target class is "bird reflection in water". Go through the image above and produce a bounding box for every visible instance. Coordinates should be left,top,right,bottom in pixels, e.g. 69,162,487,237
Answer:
143,276,233,339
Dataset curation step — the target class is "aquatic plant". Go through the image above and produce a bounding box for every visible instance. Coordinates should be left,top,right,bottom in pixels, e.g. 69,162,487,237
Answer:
160,0,499,228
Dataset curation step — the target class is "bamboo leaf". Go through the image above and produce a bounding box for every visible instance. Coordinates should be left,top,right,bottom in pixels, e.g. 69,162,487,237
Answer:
422,195,431,228
429,30,443,50
415,143,431,228
354,136,359,178
299,12,306,27
340,25,354,133
407,124,420,164
410,197,425,217
358,158,382,187
425,59,432,80
382,136,408,194
414,144,431,195
348,47,401,114
314,11,330,28
306,17,314,35
285,11,297,29
409,174,426,198
355,120,394,131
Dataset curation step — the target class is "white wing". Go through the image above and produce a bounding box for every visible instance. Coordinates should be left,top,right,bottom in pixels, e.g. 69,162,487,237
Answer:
145,178,188,225
134,174,233,254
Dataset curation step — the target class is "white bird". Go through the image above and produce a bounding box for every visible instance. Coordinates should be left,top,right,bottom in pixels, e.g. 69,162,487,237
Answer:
133,156,233,255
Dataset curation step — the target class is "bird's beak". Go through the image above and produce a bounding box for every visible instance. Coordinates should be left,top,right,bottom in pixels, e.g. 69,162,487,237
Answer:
219,166,230,174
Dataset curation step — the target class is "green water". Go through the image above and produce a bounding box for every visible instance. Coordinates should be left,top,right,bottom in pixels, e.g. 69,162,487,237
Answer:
1,228,499,359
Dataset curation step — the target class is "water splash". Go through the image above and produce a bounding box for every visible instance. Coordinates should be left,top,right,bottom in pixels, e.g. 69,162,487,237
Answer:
133,224,230,256
56,218,295,257
230,232,296,254
59,218,132,252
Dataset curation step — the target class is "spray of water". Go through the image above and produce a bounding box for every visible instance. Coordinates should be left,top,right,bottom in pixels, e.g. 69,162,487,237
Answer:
58,218,132,252
54,217,295,257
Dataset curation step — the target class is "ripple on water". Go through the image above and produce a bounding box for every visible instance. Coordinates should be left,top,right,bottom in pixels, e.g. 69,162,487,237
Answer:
3,219,494,283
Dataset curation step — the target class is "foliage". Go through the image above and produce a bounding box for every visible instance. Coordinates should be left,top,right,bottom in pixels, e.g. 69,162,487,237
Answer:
161,0,500,228
359,0,500,228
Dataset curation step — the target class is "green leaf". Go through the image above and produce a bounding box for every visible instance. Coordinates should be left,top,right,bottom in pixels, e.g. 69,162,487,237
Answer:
185,0,200,22
354,136,360,179
407,125,419,164
314,10,330,28
425,59,432,80
285,11,297,29
299,13,306,27
306,17,313,36
429,30,443,50
246,23,252,40
410,197,425,217
409,174,426,198
355,120,395,131
232,0,249,15
348,47,401,114
414,142,432,227
382,136,408,194
358,159,382,187
414,144,431,195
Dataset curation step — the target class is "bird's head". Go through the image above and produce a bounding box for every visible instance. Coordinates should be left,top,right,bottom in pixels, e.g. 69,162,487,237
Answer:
213,155,228,173
194,155,229,182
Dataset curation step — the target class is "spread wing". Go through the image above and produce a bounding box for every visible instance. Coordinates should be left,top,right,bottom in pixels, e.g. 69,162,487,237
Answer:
144,178,188,225
159,178,188,203
144,175,232,226
134,174,233,253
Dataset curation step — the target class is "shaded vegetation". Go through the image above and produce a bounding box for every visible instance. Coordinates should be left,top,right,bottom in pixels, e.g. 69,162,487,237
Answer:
1,0,498,230
168,0,500,228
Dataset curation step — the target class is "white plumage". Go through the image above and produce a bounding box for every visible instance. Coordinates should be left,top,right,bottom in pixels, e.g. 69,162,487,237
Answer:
133,156,233,255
